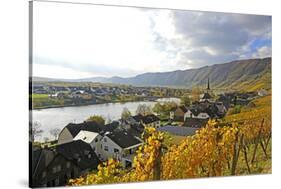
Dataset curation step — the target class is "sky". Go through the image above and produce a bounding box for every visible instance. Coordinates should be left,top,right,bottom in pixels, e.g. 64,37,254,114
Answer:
32,1,272,79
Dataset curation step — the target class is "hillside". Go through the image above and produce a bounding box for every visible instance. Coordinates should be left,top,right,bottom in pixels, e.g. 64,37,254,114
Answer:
33,57,271,91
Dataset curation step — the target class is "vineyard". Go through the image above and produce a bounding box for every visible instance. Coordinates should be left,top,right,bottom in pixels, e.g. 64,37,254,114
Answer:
69,95,271,186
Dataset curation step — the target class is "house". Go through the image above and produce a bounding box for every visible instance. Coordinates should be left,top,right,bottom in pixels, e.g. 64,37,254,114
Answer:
127,114,161,128
258,89,268,97
184,108,210,120
31,140,99,187
157,126,199,136
214,102,227,117
98,129,143,167
56,140,99,175
171,106,188,121
141,114,161,128
183,118,209,128
73,130,101,150
58,121,103,145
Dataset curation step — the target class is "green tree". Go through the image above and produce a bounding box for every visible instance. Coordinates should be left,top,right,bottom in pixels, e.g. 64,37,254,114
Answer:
86,115,105,125
180,94,191,106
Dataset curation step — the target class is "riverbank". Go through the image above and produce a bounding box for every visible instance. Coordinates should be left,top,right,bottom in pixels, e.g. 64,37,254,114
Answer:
32,99,155,110
32,96,179,110
32,100,159,141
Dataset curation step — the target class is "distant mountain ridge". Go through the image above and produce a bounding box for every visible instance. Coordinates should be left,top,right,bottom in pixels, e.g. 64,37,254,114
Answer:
33,57,271,90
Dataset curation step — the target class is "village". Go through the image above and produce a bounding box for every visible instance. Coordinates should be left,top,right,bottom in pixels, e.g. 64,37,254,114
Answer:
31,82,190,109
31,80,269,187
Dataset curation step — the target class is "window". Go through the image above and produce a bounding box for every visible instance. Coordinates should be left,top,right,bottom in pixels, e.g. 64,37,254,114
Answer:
104,138,107,142
57,165,61,172
52,167,56,173
104,146,108,151
114,148,119,153
95,138,98,142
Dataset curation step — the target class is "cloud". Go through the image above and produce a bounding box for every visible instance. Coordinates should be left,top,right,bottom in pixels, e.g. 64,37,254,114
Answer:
252,46,272,58
152,11,272,67
33,2,271,79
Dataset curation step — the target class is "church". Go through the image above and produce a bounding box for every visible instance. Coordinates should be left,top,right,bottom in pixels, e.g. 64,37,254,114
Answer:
200,78,213,102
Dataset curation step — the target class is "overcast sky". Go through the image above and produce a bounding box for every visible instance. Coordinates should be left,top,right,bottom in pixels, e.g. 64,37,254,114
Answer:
32,1,272,79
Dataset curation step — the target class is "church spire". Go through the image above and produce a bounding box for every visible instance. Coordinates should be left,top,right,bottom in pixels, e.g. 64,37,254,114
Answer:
207,78,210,90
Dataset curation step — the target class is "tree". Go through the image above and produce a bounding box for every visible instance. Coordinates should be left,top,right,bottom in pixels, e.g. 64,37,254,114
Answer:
30,121,43,142
153,102,177,117
49,128,61,140
86,115,105,125
121,107,131,120
180,94,191,106
191,86,201,102
136,104,152,116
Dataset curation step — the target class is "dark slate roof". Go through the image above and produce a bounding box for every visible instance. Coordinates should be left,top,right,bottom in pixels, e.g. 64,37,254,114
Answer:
103,121,119,132
132,114,143,122
64,123,83,137
141,114,160,124
106,130,142,148
32,147,56,178
157,126,199,136
65,121,103,137
189,108,202,116
184,118,208,128
126,123,145,138
202,92,212,99
56,140,99,170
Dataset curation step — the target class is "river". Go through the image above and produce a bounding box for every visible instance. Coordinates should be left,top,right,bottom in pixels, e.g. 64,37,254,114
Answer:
31,98,180,141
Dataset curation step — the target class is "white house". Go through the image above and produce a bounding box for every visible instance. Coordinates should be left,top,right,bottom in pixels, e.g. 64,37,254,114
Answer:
184,109,210,121
73,130,101,150
98,130,143,167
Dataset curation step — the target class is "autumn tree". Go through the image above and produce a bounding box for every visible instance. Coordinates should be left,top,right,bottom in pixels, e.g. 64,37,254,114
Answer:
121,107,132,120
136,104,152,116
152,102,177,118
191,86,201,102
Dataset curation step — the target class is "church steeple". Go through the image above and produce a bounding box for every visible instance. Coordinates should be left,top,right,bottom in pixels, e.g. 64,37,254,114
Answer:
207,78,210,90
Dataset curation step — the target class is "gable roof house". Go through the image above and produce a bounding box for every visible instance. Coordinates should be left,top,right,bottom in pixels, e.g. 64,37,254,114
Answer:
58,121,103,145
172,106,188,122
184,108,211,121
73,131,101,150
31,140,99,188
56,140,99,174
141,114,161,128
127,114,161,128
99,129,143,167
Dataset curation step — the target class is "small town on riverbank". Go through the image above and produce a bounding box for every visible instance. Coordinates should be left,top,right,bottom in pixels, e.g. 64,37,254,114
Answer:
31,79,270,187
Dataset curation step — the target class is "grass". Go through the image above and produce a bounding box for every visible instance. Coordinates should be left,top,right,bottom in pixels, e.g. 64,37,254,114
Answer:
31,93,65,109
